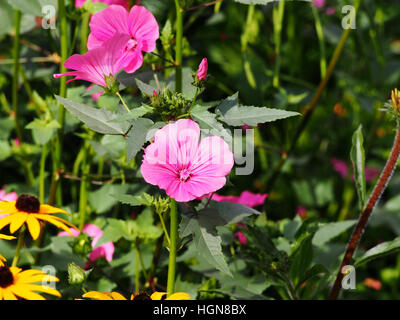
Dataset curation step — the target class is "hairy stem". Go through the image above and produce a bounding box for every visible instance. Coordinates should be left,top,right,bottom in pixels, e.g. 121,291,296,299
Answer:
174,0,183,93
329,123,400,300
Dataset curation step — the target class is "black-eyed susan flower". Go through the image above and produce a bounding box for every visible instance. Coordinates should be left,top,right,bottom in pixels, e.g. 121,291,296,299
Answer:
0,266,61,300
0,194,78,240
81,291,190,300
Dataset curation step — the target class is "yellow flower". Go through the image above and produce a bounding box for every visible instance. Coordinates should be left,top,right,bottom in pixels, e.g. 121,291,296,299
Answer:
0,266,61,300
81,291,190,300
0,194,78,240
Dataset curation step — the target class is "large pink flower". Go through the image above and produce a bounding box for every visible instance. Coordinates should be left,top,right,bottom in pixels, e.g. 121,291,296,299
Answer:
140,119,234,202
58,224,114,263
87,5,159,73
209,191,268,208
75,0,129,9
54,33,131,87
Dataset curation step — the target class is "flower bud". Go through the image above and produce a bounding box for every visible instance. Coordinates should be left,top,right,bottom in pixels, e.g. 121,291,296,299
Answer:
196,58,208,81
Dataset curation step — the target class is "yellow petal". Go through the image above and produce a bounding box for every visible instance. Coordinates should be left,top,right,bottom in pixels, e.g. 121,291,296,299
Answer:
18,284,61,298
26,215,41,240
110,292,127,300
33,214,74,235
0,214,14,232
82,291,113,300
0,233,15,240
10,285,46,300
1,288,18,300
0,253,6,266
9,212,28,233
0,201,17,213
151,292,167,300
166,292,191,300
39,204,69,215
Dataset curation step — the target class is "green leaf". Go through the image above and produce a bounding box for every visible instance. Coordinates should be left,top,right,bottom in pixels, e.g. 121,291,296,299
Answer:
312,220,357,247
7,0,42,16
179,210,232,277
235,0,311,4
355,236,400,267
135,78,157,96
126,118,154,161
290,234,313,285
216,92,300,127
350,125,366,209
25,119,60,145
110,105,153,122
111,192,153,207
0,140,11,161
55,96,130,135
208,200,261,225
88,184,129,214
295,264,329,290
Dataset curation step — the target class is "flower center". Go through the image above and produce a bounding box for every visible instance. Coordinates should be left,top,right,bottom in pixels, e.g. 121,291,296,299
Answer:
0,266,14,288
178,169,191,182
126,38,137,51
15,194,40,213
132,292,152,300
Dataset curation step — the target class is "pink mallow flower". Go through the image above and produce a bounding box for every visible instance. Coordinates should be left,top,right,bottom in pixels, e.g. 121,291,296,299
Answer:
331,158,379,182
140,119,234,202
312,0,326,8
234,231,248,245
325,7,336,15
0,189,18,202
196,58,208,81
87,5,159,74
75,0,129,9
54,33,131,88
58,224,114,263
210,191,268,208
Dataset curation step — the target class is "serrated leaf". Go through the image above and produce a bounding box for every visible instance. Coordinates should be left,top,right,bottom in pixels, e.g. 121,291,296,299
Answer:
55,95,129,135
290,234,313,285
216,93,300,126
355,236,400,267
350,125,366,209
126,118,154,161
312,220,357,247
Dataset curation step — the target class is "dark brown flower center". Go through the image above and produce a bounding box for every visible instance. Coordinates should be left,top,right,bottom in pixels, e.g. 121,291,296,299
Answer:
0,266,14,288
15,194,40,213
132,292,152,300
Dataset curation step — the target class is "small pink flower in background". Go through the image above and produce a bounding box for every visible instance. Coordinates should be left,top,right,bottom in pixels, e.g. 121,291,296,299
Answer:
209,191,268,208
0,189,18,202
75,0,129,10
58,224,114,263
312,0,326,8
234,231,248,245
54,33,131,87
364,278,382,290
331,158,348,179
196,58,208,81
325,7,336,15
296,205,308,219
13,139,20,148
87,84,103,102
331,157,379,182
88,5,159,73
140,119,234,202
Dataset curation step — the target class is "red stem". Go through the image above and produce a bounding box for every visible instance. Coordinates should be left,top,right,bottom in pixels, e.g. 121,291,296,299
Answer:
329,124,400,300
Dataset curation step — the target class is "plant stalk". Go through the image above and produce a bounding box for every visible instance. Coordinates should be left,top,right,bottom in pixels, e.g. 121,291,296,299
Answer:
166,198,178,297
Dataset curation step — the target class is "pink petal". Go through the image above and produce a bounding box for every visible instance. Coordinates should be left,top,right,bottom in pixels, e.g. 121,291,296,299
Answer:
128,5,159,52
89,242,114,262
196,58,208,81
57,228,81,237
331,158,348,179
87,5,130,50
0,190,18,202
234,231,248,245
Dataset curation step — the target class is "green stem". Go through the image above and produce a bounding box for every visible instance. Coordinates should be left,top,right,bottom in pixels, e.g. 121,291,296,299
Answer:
12,10,22,142
166,198,178,297
12,227,25,267
272,1,285,88
53,0,69,206
39,144,48,203
80,12,90,54
135,248,140,294
157,211,171,246
116,91,131,113
312,5,327,79
79,142,91,231
174,0,183,93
